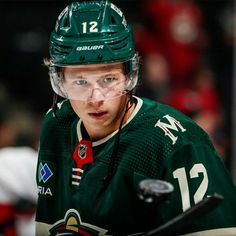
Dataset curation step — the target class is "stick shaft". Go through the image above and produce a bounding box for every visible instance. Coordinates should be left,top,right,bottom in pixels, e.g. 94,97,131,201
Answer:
143,194,223,236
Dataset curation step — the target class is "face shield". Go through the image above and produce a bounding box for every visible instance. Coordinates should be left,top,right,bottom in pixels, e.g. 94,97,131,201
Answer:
49,54,139,102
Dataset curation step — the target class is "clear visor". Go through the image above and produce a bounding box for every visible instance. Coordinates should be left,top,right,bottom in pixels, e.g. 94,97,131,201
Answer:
49,56,139,102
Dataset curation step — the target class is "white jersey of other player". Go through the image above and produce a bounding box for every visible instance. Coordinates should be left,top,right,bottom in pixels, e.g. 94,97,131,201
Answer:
0,146,38,236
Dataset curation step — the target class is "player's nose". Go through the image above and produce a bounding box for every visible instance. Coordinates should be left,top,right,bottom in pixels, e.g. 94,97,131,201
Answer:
87,87,105,103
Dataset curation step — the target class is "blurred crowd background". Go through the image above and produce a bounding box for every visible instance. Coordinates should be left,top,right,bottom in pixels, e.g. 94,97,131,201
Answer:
0,0,235,235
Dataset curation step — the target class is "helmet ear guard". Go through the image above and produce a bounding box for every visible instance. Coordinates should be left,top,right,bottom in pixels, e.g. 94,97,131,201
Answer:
124,53,139,92
48,65,67,98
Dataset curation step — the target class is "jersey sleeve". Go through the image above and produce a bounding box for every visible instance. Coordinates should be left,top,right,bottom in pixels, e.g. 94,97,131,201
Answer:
35,101,77,229
157,143,236,235
35,110,58,228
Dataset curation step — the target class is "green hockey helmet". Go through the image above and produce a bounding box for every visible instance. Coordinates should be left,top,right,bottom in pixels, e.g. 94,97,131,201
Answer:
48,0,139,102
49,0,136,65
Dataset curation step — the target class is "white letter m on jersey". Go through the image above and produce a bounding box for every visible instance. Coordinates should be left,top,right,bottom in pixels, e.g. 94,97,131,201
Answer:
155,114,186,144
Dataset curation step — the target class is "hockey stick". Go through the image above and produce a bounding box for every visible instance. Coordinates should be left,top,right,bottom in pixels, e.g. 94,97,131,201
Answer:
139,179,223,236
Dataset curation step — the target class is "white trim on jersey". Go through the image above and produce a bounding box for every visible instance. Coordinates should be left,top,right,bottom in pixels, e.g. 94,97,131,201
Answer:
36,222,51,236
72,175,82,180
71,168,84,186
181,227,236,236
72,168,84,173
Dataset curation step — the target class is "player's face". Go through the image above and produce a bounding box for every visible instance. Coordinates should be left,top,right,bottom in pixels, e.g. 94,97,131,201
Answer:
66,63,131,139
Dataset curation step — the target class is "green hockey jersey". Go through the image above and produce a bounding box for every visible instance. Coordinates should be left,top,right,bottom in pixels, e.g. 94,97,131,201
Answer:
36,97,236,236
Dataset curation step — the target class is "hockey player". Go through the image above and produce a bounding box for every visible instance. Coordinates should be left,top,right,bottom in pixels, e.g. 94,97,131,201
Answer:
35,1,236,235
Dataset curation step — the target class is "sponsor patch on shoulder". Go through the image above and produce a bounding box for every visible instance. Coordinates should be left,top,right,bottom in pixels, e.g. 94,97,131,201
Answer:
37,161,56,197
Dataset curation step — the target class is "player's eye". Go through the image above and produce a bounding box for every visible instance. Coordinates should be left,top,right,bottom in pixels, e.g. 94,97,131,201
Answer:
102,77,116,84
74,79,88,86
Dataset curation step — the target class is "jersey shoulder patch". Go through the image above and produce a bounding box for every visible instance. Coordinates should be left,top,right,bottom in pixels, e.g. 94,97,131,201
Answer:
154,114,187,145
135,100,211,150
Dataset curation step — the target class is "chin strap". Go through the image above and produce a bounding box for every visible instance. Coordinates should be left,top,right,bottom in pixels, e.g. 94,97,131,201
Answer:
52,93,58,118
102,94,135,188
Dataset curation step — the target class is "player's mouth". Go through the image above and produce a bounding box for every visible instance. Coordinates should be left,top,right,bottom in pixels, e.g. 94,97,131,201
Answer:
88,111,108,119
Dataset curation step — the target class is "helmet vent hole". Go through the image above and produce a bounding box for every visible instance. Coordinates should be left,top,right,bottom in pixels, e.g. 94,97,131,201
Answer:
110,15,116,25
97,54,103,60
107,32,116,35
80,56,85,61
61,11,70,28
